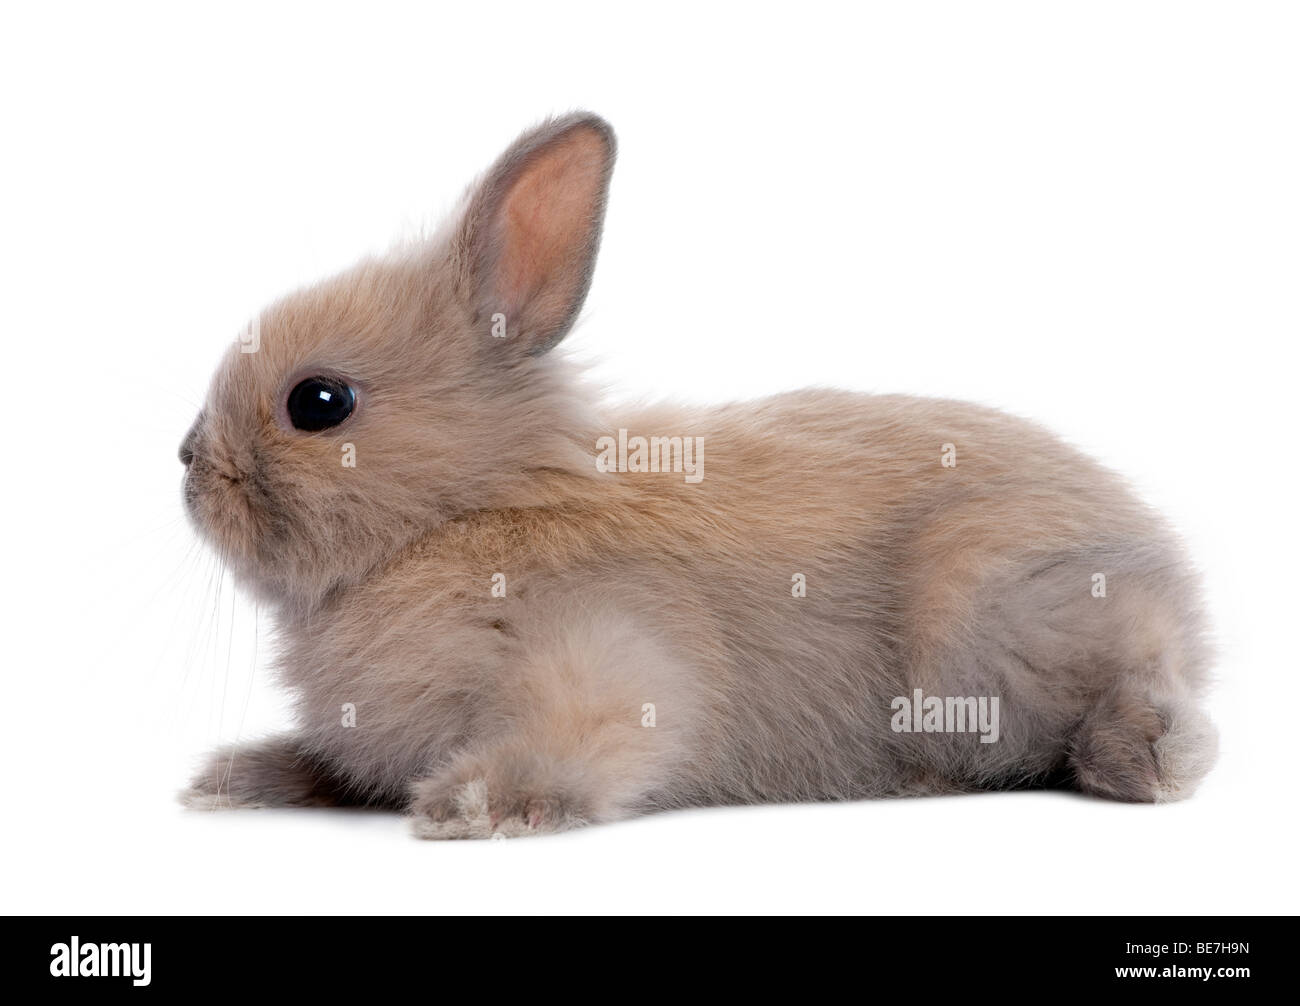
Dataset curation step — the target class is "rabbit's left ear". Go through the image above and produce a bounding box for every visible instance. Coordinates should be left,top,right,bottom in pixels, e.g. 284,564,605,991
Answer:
454,112,616,355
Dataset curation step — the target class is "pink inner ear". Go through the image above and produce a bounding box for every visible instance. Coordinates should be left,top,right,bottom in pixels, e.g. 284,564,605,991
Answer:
497,127,607,324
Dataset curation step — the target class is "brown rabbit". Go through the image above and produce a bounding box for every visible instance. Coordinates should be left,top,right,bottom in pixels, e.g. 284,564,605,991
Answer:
180,112,1217,838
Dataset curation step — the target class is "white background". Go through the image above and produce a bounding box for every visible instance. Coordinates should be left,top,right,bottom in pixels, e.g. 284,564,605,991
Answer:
2,1,1296,914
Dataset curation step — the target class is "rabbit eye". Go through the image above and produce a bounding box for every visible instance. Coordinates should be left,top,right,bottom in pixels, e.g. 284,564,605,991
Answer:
286,377,356,432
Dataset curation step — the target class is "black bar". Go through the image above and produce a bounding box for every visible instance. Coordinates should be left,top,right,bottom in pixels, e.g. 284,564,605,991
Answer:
5,915,1281,991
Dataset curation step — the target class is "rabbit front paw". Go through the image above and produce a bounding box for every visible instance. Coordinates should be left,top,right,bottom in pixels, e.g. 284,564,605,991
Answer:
180,736,355,810
408,775,588,840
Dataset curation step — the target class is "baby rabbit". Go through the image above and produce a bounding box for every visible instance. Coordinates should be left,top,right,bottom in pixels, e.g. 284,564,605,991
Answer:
181,112,1217,838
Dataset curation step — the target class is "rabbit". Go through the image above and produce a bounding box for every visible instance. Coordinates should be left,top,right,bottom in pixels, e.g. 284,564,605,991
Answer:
179,112,1217,838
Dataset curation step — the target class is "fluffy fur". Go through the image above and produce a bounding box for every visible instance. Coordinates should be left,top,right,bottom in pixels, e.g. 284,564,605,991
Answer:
180,112,1217,837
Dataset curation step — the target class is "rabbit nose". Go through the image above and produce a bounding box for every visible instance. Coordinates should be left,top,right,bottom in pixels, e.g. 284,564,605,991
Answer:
179,414,204,466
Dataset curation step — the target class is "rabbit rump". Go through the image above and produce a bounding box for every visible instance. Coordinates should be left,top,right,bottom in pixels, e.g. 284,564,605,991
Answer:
180,113,1216,838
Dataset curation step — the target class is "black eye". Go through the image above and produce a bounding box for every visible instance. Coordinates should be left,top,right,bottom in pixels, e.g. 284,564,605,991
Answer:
286,377,356,432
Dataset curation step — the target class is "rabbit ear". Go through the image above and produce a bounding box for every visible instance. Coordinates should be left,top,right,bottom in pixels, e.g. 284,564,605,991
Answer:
454,112,616,355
